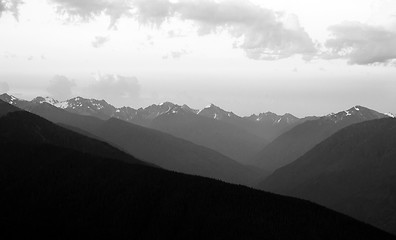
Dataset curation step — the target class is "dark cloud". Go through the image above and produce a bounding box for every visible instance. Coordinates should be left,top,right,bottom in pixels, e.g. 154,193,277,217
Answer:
47,75,76,100
0,0,23,20
324,21,396,65
0,81,9,93
50,0,316,60
92,35,110,48
88,74,141,100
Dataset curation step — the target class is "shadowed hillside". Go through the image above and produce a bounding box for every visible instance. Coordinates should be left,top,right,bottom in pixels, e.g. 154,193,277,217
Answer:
0,100,267,186
253,106,389,172
0,144,393,239
260,118,396,235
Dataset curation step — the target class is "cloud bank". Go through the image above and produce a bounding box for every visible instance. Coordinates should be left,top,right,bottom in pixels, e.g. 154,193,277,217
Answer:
325,21,396,65
50,0,316,60
51,0,131,28
47,75,76,100
0,0,23,20
20,0,396,65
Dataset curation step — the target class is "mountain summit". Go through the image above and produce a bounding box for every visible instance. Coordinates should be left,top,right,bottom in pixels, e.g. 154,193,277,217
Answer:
253,105,390,172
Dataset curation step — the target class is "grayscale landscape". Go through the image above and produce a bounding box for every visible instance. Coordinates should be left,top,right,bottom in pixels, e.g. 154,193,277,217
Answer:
1,0,396,239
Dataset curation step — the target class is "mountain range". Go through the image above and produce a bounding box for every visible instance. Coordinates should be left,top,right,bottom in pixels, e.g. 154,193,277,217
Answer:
0,94,314,164
260,118,396,235
0,100,393,239
252,106,390,171
0,95,265,186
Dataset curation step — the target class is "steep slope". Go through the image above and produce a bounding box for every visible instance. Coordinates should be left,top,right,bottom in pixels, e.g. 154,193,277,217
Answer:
0,106,147,166
0,99,21,116
151,105,266,164
91,117,265,186
253,106,389,172
0,93,30,108
2,100,265,186
260,118,396,235
0,143,393,239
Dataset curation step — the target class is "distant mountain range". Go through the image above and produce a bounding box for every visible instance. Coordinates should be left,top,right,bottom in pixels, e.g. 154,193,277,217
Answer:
0,94,314,163
0,96,265,186
252,106,391,171
0,100,393,239
260,118,396,235
25,95,304,137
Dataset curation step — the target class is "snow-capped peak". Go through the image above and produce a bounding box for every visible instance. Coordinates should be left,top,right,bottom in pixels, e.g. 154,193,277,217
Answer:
325,105,387,123
0,93,25,105
204,103,215,109
32,96,59,105
198,103,235,120
384,112,395,118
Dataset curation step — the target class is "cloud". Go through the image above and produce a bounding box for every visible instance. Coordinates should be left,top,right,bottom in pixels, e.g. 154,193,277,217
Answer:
47,75,76,100
131,0,173,26
88,74,141,100
51,0,131,28
49,0,316,60
324,21,396,65
0,81,10,93
0,0,23,20
135,0,317,60
92,35,110,48
162,49,188,59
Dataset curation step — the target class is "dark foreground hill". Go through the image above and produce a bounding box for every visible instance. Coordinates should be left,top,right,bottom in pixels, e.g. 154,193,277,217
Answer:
0,107,394,239
0,145,394,239
260,118,396,235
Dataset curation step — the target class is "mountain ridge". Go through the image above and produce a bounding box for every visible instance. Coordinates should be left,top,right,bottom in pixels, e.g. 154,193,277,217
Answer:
0,109,394,239
259,118,396,235
252,105,391,172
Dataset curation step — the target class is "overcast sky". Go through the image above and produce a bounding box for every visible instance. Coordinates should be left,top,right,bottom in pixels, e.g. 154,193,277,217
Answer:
1,0,396,117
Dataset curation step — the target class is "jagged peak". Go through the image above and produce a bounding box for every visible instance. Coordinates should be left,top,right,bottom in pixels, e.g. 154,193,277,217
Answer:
0,93,17,100
325,105,386,123
67,96,87,102
32,96,59,105
159,101,176,106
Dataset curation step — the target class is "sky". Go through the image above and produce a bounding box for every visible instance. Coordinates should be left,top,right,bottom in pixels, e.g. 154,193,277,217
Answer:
0,0,396,117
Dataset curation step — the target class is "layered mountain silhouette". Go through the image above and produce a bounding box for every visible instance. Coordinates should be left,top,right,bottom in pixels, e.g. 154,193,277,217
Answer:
150,105,266,163
253,106,390,172
196,104,314,141
260,118,396,235
0,101,147,166
0,98,265,186
1,94,316,163
0,105,393,239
